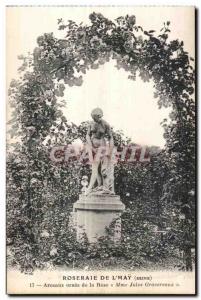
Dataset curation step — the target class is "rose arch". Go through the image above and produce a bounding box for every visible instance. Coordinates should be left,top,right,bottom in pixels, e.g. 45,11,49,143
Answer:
8,12,195,271
33,12,195,148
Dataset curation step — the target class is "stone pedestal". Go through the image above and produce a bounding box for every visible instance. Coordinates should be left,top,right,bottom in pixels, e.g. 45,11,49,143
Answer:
73,194,125,243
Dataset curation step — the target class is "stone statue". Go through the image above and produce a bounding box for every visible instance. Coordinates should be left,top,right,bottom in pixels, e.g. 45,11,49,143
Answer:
85,108,115,195
73,108,125,243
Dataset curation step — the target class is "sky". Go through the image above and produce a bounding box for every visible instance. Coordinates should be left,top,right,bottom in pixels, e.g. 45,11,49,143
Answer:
6,6,195,147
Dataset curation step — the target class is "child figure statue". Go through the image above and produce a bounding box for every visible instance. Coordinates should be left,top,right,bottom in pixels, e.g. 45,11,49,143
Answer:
85,108,115,195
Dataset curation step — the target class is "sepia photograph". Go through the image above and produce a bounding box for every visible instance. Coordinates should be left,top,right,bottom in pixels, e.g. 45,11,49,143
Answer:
6,5,196,295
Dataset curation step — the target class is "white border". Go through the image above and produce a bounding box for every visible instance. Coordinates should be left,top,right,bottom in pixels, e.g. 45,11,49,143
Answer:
1,0,200,299
2,0,199,6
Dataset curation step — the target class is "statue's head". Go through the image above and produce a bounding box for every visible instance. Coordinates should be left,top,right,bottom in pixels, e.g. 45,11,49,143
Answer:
91,108,103,123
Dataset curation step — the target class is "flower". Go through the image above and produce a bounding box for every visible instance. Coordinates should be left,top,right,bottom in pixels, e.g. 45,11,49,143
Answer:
188,190,195,196
41,230,50,238
50,247,58,256
128,15,136,26
90,36,103,48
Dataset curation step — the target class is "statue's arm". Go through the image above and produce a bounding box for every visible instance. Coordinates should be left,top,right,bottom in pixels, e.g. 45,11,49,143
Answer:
86,124,93,148
107,124,114,151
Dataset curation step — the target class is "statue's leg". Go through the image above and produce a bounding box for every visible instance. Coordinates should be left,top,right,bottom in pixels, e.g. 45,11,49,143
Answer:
101,157,109,188
101,156,114,192
86,161,99,194
97,164,102,186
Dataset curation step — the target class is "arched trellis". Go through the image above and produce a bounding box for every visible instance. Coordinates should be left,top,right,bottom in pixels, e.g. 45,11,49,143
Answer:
33,11,195,198
34,12,195,108
32,12,195,154
8,12,195,271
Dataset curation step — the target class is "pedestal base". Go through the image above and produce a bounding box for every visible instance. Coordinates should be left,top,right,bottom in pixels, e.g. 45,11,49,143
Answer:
73,194,125,243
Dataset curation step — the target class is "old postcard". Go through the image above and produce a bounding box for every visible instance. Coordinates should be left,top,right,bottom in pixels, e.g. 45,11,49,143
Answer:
6,6,196,295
